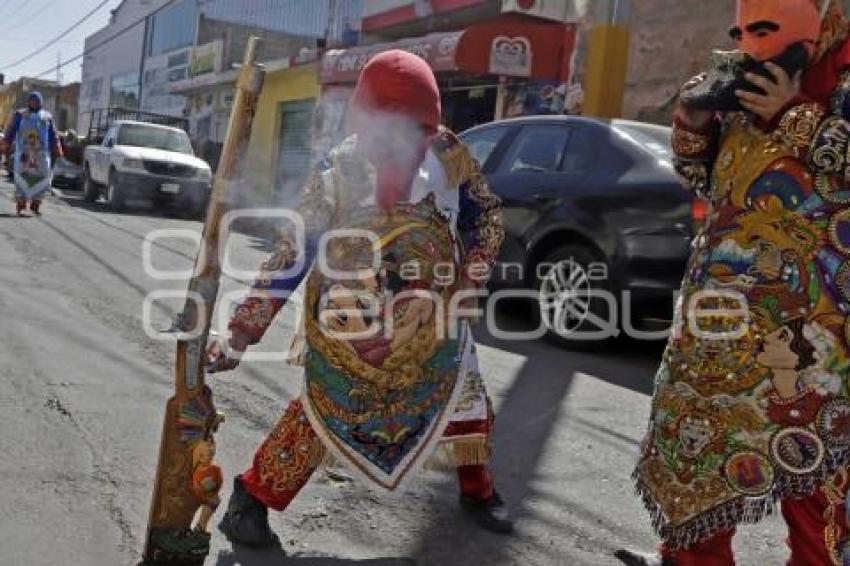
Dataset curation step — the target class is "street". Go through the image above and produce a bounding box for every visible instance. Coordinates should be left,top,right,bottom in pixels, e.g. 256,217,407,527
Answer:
0,179,786,566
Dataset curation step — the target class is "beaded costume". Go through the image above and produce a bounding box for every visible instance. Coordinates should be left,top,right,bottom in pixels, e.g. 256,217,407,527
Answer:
633,3,850,561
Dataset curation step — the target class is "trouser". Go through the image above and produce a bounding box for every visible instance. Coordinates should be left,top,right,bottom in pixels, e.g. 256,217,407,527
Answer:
660,472,850,565
241,398,496,511
16,197,41,213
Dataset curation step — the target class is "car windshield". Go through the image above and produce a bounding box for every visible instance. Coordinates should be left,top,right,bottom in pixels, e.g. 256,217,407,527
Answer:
117,124,193,154
613,122,673,164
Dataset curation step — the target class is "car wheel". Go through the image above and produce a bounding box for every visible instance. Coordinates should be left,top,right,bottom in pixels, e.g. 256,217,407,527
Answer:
82,165,99,202
107,172,126,212
534,244,618,349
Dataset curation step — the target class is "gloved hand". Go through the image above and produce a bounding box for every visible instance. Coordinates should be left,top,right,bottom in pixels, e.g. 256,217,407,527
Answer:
206,330,250,373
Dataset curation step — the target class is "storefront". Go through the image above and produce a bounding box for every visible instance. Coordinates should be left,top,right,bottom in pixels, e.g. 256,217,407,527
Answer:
318,13,577,141
170,50,321,202
245,61,320,204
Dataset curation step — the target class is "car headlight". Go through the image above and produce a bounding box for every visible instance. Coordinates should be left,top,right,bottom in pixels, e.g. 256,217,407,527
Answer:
121,158,145,171
195,167,212,181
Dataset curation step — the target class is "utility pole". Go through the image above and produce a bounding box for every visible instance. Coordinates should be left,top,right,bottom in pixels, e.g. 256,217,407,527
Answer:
56,51,61,85
324,0,339,48
582,0,631,118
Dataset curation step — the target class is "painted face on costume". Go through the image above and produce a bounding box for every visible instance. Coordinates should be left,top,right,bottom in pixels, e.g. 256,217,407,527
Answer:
730,0,823,60
757,325,800,369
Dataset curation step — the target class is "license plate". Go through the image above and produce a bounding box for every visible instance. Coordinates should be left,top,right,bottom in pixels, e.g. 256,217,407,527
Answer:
160,183,180,194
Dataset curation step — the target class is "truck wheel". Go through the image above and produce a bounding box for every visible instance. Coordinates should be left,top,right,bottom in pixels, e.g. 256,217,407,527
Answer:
107,172,126,212
82,165,99,202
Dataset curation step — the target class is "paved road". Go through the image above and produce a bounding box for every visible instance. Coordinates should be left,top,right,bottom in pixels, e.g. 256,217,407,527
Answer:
0,182,786,565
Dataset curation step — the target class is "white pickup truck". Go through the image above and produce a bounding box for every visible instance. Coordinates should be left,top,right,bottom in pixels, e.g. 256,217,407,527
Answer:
83,120,212,216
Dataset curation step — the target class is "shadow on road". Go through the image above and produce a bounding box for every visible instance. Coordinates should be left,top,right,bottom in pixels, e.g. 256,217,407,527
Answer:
214,548,415,566
478,298,665,396
58,193,200,220
409,298,664,564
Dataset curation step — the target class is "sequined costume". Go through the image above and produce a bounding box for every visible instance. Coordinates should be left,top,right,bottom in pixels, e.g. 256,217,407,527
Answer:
633,2,850,563
227,124,504,508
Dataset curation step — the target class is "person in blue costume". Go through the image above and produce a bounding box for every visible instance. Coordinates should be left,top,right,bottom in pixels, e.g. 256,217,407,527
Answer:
5,91,62,216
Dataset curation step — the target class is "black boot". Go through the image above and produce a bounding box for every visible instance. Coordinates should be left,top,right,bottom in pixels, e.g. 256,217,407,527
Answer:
459,491,514,534
614,549,672,566
218,475,280,548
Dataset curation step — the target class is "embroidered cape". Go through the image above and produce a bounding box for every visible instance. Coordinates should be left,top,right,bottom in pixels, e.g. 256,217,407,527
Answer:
9,108,59,199
228,127,504,490
635,4,850,550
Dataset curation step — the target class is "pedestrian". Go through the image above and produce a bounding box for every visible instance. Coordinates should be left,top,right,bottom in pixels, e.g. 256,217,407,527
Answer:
617,1,850,565
206,49,513,548
5,91,62,216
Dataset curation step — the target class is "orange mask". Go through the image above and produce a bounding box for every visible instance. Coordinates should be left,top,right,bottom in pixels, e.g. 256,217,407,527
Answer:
732,0,824,60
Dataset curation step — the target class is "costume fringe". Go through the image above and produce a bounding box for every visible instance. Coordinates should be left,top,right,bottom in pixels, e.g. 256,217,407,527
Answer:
450,437,491,466
632,450,850,549
423,437,491,472
632,467,775,550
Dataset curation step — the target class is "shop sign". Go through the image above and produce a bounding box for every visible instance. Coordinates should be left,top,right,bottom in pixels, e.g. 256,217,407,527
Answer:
489,35,532,77
188,42,223,79
321,32,462,83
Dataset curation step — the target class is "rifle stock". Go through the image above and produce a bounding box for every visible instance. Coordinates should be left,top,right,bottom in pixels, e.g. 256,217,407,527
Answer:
141,37,265,566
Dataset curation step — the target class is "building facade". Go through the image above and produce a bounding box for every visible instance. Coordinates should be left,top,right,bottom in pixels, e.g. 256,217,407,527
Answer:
243,61,321,205
79,0,363,137
78,0,173,135
153,15,317,146
0,78,80,131
582,0,850,122
330,0,578,133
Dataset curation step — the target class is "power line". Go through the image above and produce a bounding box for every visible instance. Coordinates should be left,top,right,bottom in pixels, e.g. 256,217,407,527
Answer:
33,0,182,81
0,36,83,44
1,0,113,71
4,0,54,32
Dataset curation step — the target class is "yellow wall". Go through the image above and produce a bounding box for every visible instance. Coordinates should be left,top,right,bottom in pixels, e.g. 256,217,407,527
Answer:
246,63,320,192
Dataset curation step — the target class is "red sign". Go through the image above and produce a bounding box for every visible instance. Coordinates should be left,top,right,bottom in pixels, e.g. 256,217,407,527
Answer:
363,0,489,32
320,15,576,84
321,32,462,83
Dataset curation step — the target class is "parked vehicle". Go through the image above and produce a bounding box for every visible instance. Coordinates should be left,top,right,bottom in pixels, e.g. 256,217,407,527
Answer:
459,116,697,348
52,157,83,190
82,120,212,217
51,131,85,190
85,107,189,143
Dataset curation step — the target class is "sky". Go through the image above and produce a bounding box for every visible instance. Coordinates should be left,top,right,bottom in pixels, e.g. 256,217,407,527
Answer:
0,0,122,85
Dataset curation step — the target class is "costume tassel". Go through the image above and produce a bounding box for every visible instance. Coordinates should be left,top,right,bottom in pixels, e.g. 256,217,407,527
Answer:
423,438,490,471
451,437,491,466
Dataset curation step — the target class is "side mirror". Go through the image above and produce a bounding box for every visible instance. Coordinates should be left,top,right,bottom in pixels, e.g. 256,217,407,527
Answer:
106,139,114,148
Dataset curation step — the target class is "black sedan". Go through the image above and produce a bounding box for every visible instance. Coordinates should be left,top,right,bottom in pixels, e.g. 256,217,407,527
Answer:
460,116,700,348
